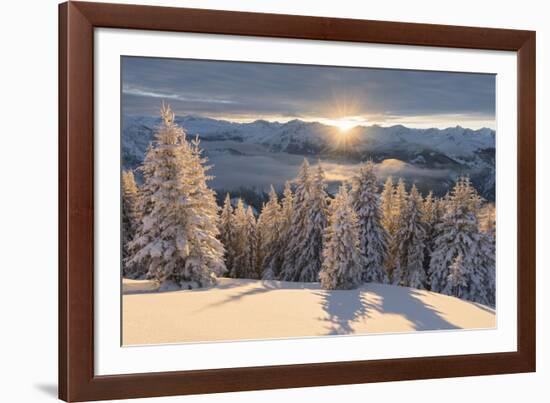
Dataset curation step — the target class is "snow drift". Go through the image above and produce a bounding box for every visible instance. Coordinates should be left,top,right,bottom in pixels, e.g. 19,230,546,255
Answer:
122,278,495,345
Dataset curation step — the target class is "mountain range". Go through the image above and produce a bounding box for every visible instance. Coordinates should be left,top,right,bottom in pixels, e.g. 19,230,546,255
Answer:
122,115,496,202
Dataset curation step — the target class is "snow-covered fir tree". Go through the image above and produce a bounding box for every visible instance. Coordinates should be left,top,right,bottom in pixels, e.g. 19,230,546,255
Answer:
255,203,266,272
184,136,227,283
429,177,494,305
477,202,496,305
422,191,436,224
478,203,496,238
230,199,247,278
478,230,496,306
393,178,408,224
279,160,312,281
280,160,329,282
280,180,294,228
349,161,388,283
392,185,427,288
380,176,395,235
429,179,476,293
444,253,468,297
421,191,438,275
298,162,330,281
122,170,141,277
125,143,157,278
245,206,259,278
230,199,258,278
263,181,293,279
386,178,408,282
257,186,282,276
319,185,364,290
136,144,156,218
219,193,235,274
128,103,225,287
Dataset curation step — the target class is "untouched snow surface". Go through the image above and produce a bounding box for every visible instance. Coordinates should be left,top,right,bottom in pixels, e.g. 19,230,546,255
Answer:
122,278,495,345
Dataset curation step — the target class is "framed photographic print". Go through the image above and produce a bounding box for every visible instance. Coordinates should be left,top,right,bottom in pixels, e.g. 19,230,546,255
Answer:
59,1,536,401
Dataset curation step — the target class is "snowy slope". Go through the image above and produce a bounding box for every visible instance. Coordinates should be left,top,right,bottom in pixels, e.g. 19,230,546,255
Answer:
122,278,495,345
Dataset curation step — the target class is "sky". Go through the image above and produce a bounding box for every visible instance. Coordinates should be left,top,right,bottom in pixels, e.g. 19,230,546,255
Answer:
121,56,496,130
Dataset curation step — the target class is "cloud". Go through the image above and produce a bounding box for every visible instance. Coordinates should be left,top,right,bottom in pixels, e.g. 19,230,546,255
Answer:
201,139,450,194
122,85,237,105
122,56,496,129
374,159,450,179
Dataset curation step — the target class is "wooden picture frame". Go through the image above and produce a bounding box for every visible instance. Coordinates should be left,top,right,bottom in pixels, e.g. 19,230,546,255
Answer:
59,1,536,401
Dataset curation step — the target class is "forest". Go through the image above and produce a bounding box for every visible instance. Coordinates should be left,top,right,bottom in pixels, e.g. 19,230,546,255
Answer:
122,104,496,307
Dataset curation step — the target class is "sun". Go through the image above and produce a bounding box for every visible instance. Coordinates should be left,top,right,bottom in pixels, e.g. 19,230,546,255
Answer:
332,119,358,132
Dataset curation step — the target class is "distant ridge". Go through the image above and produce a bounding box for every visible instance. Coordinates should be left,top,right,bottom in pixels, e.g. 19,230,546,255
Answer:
122,114,495,202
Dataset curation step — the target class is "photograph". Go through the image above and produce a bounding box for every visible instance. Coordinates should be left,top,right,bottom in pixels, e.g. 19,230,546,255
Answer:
1,0,540,401
120,56,497,346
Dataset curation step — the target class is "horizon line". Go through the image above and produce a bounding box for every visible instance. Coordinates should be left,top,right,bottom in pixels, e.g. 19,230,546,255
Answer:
123,112,496,132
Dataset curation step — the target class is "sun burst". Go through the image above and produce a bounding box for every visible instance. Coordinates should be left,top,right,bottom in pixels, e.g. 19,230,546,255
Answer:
333,119,357,133
326,117,364,134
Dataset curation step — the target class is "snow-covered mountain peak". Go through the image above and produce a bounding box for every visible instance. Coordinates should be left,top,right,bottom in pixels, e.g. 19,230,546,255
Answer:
122,114,496,200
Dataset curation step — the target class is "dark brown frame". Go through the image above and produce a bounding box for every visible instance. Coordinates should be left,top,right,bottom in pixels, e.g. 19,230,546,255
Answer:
59,1,536,401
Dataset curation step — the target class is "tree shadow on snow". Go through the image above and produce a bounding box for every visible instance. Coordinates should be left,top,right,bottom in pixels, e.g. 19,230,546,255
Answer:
193,279,319,312
365,285,459,332
317,284,459,335
315,289,373,335
199,282,275,310
123,277,248,295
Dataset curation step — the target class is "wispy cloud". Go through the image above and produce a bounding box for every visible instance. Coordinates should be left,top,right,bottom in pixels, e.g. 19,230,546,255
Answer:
122,85,237,105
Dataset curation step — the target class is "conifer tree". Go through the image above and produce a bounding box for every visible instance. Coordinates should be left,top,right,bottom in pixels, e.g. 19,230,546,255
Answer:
281,160,328,282
444,253,468,297
429,178,476,293
229,200,259,279
126,144,157,277
386,178,408,282
122,170,141,277
421,191,437,275
137,144,156,218
257,186,282,277
128,103,225,287
478,203,496,238
393,178,408,223
219,193,234,274
230,199,248,278
280,160,310,281
281,180,294,225
393,185,427,288
471,229,496,306
244,206,259,278
478,202,496,305
380,176,395,235
256,202,266,272
184,135,227,284
429,177,494,305
319,186,364,290
349,161,388,283
263,181,293,279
